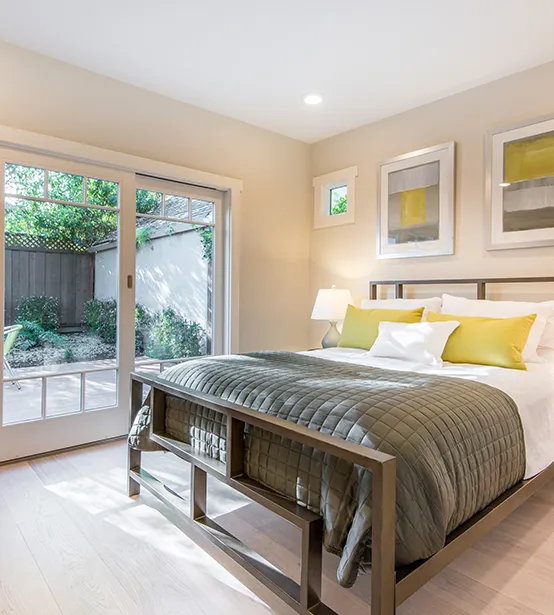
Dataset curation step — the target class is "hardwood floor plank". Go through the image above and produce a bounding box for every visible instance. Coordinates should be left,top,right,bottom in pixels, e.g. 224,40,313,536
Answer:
424,567,543,615
0,461,142,615
449,545,554,615
0,486,62,615
44,444,297,615
1,441,553,615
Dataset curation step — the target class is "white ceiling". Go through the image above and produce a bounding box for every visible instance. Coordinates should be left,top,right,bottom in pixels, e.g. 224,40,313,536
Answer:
1,0,554,143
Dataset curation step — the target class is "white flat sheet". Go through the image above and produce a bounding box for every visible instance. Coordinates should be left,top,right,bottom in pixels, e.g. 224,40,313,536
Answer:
304,348,554,479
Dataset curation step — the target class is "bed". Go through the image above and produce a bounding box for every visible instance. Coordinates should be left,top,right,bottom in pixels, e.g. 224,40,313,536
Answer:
127,276,554,615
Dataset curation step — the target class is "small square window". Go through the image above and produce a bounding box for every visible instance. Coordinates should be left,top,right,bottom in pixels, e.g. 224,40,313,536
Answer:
329,185,347,215
313,167,357,229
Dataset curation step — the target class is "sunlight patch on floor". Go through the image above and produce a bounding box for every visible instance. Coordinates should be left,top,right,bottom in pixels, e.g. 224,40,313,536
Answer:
43,461,273,611
46,476,132,514
104,502,272,609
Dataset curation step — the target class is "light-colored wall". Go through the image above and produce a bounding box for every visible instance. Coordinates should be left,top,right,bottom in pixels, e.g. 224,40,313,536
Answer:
94,231,209,329
310,61,554,346
3,42,554,353
0,42,312,353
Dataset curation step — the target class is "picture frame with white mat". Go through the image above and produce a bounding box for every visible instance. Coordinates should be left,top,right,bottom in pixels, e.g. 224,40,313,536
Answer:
487,114,554,250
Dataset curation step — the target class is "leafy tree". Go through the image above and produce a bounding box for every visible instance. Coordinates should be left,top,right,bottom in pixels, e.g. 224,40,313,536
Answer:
331,194,347,215
5,164,160,248
6,201,119,249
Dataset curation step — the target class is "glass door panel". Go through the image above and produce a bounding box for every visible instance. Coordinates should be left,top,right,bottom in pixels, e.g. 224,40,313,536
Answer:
0,149,134,462
2,162,120,425
133,179,222,374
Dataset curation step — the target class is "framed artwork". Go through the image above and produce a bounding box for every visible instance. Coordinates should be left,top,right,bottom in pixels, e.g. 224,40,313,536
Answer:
377,142,455,259
487,115,554,250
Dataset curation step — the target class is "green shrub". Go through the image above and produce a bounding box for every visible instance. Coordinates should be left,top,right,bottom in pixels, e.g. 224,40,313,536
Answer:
83,298,117,344
135,227,152,249
14,320,67,351
83,299,203,359
145,308,204,359
16,296,60,331
84,299,154,351
135,303,151,354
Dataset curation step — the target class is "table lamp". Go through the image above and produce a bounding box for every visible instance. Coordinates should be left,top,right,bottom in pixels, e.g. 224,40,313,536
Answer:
311,286,353,348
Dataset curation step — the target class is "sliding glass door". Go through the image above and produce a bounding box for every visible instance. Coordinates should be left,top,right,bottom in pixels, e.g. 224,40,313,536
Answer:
132,176,225,376
0,150,228,462
0,149,136,461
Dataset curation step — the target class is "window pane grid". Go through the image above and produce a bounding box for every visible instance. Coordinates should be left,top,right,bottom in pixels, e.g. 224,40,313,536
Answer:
135,188,214,224
6,165,120,211
3,161,121,426
1,368,118,425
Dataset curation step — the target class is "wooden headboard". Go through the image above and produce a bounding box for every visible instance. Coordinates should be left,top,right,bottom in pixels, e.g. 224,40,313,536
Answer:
369,277,554,301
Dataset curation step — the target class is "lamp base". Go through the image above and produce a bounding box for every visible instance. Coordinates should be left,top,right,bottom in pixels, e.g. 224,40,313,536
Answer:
321,321,341,349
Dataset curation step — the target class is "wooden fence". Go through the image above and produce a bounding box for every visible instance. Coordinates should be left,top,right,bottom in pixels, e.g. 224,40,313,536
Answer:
5,234,94,329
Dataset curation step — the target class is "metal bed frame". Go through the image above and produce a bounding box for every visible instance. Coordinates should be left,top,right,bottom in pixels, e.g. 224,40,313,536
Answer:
128,276,554,615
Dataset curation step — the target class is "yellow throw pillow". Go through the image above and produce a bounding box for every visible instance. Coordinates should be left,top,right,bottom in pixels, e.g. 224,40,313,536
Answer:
338,305,424,350
427,312,537,370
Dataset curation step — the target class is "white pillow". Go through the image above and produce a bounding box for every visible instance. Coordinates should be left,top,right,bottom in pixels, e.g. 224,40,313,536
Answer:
368,321,460,366
538,348,554,363
360,297,442,319
441,294,554,362
541,312,554,351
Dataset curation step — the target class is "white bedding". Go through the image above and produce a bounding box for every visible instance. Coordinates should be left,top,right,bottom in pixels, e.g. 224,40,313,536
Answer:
304,347,554,479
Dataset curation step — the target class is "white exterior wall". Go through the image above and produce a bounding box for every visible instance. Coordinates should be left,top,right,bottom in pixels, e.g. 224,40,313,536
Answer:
94,230,209,329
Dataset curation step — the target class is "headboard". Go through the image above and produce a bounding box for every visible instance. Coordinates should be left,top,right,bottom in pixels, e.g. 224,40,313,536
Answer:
369,277,554,301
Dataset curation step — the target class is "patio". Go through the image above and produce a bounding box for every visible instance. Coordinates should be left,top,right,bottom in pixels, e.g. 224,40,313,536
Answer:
2,359,164,424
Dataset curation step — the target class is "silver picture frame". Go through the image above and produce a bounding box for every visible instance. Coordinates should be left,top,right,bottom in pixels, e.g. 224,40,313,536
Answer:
377,141,455,259
486,114,554,251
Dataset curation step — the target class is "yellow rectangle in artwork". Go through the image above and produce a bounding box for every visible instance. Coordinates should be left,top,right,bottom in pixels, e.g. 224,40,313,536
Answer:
400,187,426,226
505,132,554,183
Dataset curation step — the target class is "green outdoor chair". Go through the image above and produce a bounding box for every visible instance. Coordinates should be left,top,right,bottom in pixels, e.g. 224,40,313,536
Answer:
4,324,22,390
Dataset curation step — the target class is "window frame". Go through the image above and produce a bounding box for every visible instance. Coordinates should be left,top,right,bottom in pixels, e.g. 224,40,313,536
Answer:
0,125,241,462
313,166,357,229
134,175,225,356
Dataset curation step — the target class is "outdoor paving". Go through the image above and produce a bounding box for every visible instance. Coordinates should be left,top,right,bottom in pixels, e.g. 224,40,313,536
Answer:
2,358,163,425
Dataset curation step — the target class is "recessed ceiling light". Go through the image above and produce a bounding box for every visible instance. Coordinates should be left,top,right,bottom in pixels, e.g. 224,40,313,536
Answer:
304,93,323,105
499,182,511,187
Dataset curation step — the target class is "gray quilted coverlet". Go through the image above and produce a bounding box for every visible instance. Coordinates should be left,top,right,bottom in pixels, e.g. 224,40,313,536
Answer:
133,351,525,587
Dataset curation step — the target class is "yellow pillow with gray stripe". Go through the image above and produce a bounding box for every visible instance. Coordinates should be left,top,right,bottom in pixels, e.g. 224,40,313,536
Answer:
427,312,537,370
338,305,424,350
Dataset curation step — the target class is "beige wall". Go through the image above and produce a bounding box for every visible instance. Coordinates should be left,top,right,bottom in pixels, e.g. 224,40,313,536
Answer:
310,61,554,345
0,42,312,352
2,42,554,352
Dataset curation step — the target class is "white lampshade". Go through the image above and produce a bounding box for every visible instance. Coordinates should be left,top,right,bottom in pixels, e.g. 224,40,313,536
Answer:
311,288,353,321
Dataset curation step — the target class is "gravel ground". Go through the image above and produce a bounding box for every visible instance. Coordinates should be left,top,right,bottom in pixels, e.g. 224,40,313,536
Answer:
9,333,116,369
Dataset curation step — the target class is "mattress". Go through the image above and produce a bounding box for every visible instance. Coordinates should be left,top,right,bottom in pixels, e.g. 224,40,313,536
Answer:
305,347,554,479
130,351,526,586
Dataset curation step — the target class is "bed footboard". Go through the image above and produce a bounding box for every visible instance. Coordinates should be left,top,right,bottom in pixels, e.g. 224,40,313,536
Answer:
127,371,397,615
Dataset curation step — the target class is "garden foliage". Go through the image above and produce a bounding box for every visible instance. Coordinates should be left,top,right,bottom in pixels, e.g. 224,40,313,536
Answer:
15,296,60,331
146,307,204,359
83,298,117,344
83,299,204,359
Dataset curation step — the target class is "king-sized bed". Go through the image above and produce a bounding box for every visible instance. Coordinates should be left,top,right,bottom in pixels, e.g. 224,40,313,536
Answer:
127,277,554,615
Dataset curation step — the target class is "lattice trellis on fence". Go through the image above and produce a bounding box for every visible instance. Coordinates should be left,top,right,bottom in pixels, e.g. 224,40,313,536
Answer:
5,232,88,253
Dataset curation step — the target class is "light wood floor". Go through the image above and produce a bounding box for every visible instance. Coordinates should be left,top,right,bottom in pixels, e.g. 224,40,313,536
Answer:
1,441,553,615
